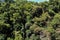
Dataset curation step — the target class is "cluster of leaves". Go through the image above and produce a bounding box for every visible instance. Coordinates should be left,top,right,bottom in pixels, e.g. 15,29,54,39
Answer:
0,0,60,40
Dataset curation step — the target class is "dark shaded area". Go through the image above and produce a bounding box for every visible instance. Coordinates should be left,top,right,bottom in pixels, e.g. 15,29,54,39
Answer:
32,7,43,18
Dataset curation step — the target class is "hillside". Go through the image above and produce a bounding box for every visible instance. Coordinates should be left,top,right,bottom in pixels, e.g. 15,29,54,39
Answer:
0,0,60,40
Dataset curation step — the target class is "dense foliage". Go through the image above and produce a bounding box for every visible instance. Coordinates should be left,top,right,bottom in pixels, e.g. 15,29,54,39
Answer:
0,0,60,40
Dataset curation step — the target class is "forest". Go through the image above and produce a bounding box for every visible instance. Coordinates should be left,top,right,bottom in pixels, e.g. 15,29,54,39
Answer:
0,0,60,40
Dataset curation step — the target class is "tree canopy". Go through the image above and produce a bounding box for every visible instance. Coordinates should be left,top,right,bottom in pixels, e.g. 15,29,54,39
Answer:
0,0,60,40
